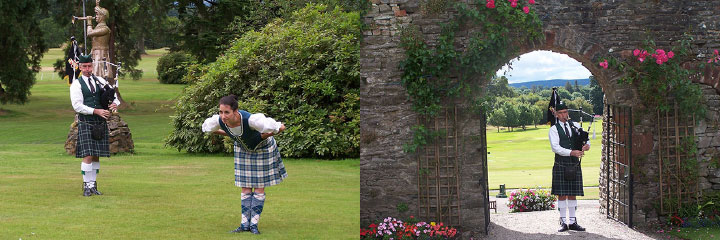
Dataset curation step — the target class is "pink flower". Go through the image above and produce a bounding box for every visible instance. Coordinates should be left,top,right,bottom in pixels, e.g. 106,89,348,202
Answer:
523,6,530,14
668,51,674,59
511,1,518,7
599,59,608,69
529,0,535,4
655,49,665,55
656,58,663,65
633,49,640,56
486,0,496,8
715,49,719,55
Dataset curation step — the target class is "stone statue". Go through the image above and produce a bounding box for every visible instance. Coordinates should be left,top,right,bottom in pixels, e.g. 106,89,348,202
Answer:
87,1,111,79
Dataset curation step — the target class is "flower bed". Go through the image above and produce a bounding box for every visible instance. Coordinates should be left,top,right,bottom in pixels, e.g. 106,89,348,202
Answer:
507,188,557,212
361,216,458,239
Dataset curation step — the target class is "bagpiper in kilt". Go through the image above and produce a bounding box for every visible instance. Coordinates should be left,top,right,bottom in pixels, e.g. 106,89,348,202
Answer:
70,54,119,197
202,95,287,235
548,101,588,232
551,121,584,196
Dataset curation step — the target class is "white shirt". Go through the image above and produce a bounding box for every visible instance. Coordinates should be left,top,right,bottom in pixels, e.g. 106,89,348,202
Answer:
202,113,282,134
548,120,589,157
69,75,121,115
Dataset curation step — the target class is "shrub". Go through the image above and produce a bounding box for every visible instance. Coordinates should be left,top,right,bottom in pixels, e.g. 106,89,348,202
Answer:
507,188,557,212
165,4,360,158
157,51,195,84
360,216,458,239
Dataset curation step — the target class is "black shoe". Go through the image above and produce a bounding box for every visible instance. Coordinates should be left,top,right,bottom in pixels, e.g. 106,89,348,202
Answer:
249,225,260,235
90,181,103,195
568,222,586,231
83,182,93,197
229,226,249,233
558,223,569,232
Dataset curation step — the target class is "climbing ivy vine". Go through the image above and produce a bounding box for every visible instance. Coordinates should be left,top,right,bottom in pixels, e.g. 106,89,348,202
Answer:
400,0,543,152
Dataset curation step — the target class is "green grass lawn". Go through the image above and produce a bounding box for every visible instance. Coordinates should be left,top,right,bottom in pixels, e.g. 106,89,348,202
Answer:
668,226,720,240
0,48,359,239
487,121,603,199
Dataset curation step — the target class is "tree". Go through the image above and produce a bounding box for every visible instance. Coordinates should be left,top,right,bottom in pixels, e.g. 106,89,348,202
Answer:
588,76,604,115
574,79,580,92
531,105,544,128
0,1,49,104
556,87,572,101
487,75,515,98
564,81,574,93
517,103,535,130
488,109,506,132
174,0,369,63
500,101,519,131
566,98,594,122
571,92,583,100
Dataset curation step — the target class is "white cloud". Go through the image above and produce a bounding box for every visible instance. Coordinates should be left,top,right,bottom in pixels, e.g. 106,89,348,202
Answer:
496,50,591,83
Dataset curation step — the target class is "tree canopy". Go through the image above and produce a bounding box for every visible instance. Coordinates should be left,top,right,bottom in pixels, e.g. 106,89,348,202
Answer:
0,1,48,104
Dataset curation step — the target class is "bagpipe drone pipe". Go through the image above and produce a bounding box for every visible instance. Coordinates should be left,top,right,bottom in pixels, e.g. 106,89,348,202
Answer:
568,108,594,151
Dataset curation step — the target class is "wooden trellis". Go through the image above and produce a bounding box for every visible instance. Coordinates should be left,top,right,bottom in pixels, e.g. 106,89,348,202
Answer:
417,106,461,227
658,106,699,215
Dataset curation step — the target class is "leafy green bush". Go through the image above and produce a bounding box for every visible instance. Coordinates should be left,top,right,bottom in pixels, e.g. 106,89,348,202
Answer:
157,51,195,84
165,4,360,158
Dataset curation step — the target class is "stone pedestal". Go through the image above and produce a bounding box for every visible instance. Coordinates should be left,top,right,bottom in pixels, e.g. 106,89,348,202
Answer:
65,113,134,155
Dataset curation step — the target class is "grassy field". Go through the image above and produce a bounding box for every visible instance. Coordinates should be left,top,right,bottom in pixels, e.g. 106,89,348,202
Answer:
0,48,359,239
487,121,603,199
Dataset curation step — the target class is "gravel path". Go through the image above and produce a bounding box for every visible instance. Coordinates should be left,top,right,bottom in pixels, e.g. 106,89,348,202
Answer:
483,197,658,240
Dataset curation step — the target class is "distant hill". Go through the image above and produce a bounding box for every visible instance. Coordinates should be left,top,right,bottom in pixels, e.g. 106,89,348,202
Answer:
509,78,590,89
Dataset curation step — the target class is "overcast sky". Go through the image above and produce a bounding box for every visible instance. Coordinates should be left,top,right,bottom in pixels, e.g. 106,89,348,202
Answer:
496,50,592,84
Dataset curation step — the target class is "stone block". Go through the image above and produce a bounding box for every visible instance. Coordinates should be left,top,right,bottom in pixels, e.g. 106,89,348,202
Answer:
379,4,391,13
699,136,712,148
711,177,720,184
700,177,712,190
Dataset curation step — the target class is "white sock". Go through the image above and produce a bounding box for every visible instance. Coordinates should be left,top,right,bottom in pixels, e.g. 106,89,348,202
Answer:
91,162,99,182
81,163,93,182
558,200,567,223
567,200,577,224
86,170,96,185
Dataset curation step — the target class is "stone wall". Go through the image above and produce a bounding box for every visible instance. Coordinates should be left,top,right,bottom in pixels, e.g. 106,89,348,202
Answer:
698,85,720,192
361,0,720,237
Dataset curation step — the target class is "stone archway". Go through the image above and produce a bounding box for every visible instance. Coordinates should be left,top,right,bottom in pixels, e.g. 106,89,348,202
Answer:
361,0,720,238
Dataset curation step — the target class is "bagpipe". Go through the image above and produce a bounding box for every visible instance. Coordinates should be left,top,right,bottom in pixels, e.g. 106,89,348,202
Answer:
546,87,596,151
90,58,121,110
567,107,595,150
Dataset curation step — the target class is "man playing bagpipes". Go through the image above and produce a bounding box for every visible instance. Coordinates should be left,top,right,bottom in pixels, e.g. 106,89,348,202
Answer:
69,54,119,197
548,98,591,232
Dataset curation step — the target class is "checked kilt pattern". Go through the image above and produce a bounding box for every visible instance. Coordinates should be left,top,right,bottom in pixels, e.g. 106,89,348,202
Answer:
75,114,110,158
551,154,584,196
234,137,287,188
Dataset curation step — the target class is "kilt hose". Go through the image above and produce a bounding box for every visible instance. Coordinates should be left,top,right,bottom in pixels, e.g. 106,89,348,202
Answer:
233,137,287,188
551,154,584,196
76,114,110,158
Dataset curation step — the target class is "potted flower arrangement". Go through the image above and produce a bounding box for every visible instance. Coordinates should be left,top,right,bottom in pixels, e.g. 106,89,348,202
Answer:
507,188,557,212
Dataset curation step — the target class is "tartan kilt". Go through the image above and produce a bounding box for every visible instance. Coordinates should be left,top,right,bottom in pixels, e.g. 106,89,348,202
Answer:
233,137,287,188
75,114,110,158
551,154,584,196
